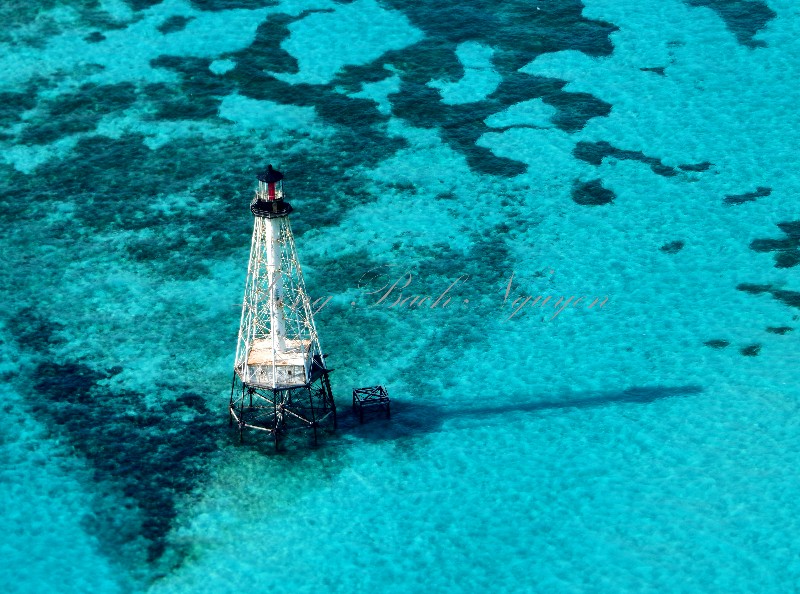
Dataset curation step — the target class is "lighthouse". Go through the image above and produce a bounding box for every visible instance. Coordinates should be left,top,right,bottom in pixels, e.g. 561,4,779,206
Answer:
230,164,336,448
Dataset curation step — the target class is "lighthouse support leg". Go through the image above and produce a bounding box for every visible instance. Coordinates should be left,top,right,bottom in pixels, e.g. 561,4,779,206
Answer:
322,372,336,430
273,390,280,451
309,387,318,446
229,372,237,427
239,383,247,443
230,374,336,447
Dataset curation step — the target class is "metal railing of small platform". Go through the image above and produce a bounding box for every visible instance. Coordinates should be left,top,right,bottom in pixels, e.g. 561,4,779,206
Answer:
352,385,391,423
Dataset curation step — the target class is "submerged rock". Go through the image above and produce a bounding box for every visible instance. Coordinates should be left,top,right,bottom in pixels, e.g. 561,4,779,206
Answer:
571,178,615,206
740,344,761,357
660,240,685,254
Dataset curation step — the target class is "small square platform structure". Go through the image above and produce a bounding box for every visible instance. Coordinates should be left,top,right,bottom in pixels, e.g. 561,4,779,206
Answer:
352,385,390,423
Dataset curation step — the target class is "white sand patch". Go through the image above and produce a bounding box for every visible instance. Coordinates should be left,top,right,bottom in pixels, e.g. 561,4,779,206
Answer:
270,0,423,85
485,98,558,129
209,59,236,75
427,41,501,105
347,67,401,115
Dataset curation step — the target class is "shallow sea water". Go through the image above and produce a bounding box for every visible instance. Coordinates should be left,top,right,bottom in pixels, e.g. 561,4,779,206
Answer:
1,0,799,592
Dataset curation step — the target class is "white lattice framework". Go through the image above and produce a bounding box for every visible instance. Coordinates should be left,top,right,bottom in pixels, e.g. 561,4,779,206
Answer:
229,170,335,448
234,184,325,390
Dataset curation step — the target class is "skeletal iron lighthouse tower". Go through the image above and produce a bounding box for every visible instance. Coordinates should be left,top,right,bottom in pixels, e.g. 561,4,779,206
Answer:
230,164,336,448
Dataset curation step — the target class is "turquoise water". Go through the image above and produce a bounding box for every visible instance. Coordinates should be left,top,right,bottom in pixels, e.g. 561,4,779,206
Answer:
1,0,799,592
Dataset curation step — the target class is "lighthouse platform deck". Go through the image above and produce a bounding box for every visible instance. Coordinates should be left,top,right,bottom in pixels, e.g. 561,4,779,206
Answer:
246,337,312,366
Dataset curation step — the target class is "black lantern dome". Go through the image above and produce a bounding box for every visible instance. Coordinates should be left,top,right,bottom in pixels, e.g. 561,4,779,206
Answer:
251,163,292,218
257,164,284,183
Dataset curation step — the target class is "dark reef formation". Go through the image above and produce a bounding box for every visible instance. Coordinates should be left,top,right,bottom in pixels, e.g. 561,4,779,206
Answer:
724,186,771,205
740,344,761,357
571,178,615,206
683,0,776,48
660,240,685,254
749,221,800,268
